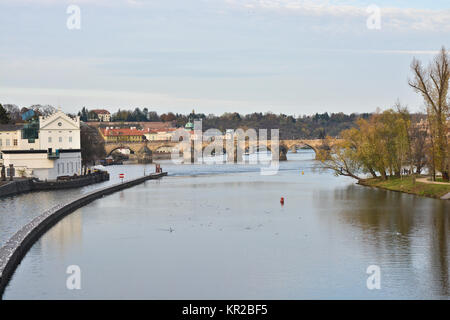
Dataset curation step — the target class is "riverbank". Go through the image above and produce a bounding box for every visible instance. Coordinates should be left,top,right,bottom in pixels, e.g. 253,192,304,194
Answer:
358,176,450,200
0,171,167,298
0,171,110,199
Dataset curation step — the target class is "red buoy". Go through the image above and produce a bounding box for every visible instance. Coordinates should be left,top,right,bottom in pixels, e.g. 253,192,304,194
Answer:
280,197,285,205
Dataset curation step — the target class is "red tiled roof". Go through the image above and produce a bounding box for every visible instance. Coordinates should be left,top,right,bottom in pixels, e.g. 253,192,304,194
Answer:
147,128,177,133
92,109,110,115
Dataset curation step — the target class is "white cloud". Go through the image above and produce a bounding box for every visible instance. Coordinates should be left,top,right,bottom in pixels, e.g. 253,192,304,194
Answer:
322,49,449,55
224,0,450,32
3,0,450,32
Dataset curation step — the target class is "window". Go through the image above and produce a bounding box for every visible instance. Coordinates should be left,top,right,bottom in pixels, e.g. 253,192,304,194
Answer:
6,139,10,146
13,139,18,146
0,139,2,147
48,137,52,143
59,137,62,143
69,136,72,143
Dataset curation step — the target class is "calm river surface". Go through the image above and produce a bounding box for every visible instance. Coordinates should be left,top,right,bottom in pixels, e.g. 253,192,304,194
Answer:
2,150,449,299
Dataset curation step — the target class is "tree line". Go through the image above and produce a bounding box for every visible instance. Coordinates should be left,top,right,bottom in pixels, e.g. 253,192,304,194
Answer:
319,48,449,182
77,105,377,140
0,104,58,124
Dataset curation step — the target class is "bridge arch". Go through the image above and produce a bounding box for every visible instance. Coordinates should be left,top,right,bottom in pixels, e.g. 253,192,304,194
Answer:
105,144,144,157
203,147,227,156
286,142,317,153
152,145,178,154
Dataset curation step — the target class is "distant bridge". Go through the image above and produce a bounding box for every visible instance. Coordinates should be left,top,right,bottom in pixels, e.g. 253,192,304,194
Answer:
104,138,339,162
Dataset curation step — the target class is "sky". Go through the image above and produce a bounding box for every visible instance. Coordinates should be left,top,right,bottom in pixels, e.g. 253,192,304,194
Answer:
0,0,449,116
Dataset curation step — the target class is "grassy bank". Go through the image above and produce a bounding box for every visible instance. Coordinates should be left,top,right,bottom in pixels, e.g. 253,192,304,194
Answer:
359,176,450,199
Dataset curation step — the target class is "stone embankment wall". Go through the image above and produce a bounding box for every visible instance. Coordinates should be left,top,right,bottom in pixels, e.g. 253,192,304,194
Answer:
0,172,110,198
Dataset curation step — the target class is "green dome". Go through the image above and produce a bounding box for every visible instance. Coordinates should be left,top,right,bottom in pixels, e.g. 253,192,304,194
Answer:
185,121,194,130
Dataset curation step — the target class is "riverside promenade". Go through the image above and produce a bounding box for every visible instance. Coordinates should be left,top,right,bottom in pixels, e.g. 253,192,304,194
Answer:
0,171,167,298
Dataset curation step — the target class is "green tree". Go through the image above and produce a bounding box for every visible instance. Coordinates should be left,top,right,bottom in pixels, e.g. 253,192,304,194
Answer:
318,108,414,181
316,136,362,180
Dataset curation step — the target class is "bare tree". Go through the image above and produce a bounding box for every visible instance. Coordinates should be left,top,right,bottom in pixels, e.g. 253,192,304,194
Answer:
80,123,106,170
410,123,428,174
2,104,21,123
409,47,450,181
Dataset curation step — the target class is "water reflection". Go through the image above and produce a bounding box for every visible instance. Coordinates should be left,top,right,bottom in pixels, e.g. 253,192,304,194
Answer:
335,184,450,297
40,213,83,259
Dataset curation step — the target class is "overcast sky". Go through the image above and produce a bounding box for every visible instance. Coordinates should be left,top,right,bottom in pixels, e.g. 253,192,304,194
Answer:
0,0,449,115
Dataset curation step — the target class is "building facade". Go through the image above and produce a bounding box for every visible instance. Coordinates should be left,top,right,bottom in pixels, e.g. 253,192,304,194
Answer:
91,109,111,122
99,128,145,143
144,128,176,141
0,111,82,180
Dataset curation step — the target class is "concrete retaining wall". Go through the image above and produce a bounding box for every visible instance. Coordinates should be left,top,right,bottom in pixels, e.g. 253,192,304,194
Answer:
0,172,167,298
0,172,110,198
0,180,34,198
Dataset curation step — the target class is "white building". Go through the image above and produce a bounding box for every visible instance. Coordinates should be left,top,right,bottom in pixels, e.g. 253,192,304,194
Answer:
144,128,176,141
0,111,82,180
90,109,111,122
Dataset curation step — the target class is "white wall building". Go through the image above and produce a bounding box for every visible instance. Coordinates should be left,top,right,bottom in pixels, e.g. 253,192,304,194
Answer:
91,109,111,122
0,111,82,180
38,111,81,150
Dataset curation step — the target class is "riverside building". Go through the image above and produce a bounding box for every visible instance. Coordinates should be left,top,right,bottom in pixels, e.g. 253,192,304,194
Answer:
0,110,81,180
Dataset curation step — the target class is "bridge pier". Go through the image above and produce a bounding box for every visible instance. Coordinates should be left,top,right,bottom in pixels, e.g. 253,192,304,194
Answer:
226,146,242,163
183,140,199,163
225,139,241,163
280,150,287,161
228,142,243,163
273,149,287,161
137,145,153,164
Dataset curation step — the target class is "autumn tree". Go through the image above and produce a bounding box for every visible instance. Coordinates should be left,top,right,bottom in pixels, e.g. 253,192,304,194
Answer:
317,107,413,181
316,136,363,180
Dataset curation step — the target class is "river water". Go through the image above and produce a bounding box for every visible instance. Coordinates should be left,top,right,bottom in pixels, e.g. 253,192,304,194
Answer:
1,150,449,299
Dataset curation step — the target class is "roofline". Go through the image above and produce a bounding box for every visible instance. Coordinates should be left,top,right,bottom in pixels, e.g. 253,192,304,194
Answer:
1,149,81,154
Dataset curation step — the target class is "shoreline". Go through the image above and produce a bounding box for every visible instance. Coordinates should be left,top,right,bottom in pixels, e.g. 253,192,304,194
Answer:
357,176,450,200
0,172,110,199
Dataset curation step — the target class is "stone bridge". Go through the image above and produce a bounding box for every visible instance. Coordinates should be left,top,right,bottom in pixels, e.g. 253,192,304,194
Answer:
104,139,337,163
